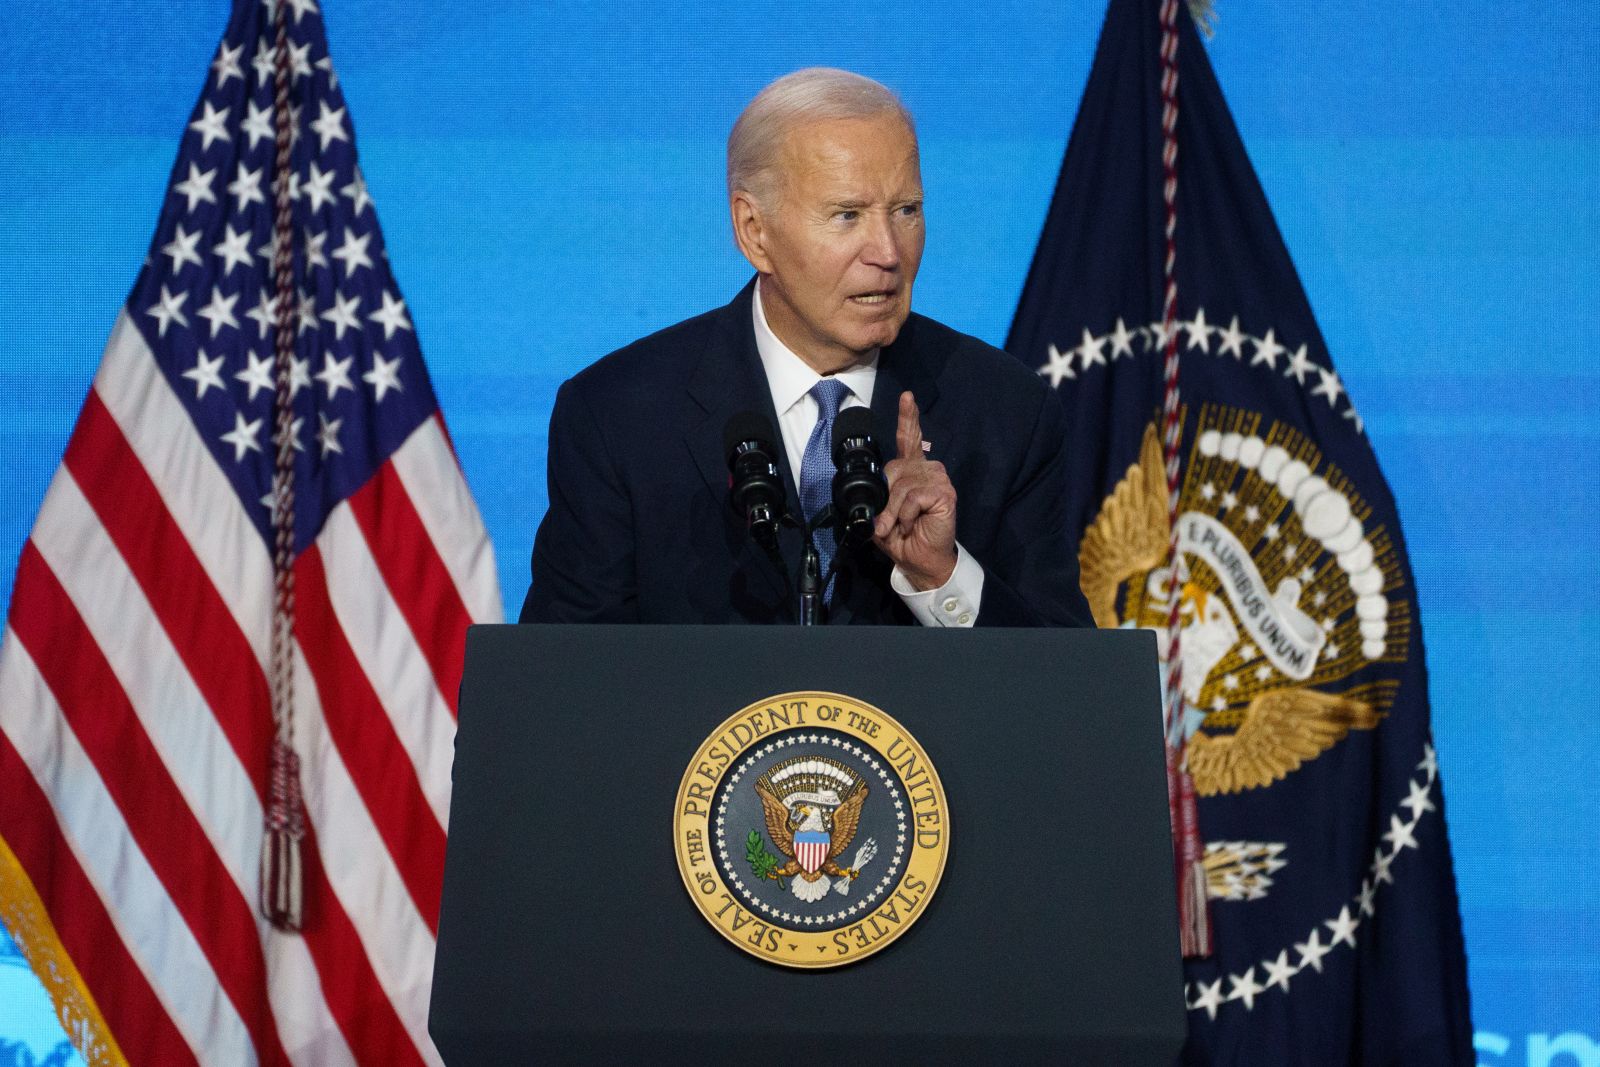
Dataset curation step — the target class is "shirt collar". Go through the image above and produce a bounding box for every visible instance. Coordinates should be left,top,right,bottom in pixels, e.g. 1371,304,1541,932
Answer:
752,280,877,416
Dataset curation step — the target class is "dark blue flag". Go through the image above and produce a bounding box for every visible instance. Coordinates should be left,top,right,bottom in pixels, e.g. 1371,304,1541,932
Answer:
1007,1,1473,1062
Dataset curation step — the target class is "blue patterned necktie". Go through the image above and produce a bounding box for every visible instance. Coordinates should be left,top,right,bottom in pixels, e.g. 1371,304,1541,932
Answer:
799,377,851,590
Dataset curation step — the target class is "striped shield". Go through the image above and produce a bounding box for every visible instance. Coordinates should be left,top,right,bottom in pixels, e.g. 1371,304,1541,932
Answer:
794,831,831,875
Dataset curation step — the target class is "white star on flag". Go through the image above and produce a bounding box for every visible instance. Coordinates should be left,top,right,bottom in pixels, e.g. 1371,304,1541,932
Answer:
235,352,275,401
342,168,373,214
1076,327,1106,369
1325,905,1360,949
320,291,362,339
288,355,311,399
146,285,190,336
1250,328,1284,369
173,163,218,212
330,227,374,274
242,100,275,150
363,353,404,401
196,287,240,337
310,101,349,151
188,100,231,151
1108,317,1135,359
213,225,255,275
228,164,266,210
302,161,338,212
1261,950,1296,992
304,228,329,271
1383,813,1419,853
219,412,263,461
1285,344,1315,384
1185,307,1212,352
316,412,343,456
1313,367,1345,406
1401,779,1437,820
1038,343,1074,387
1295,929,1331,973
369,291,412,339
245,291,275,337
182,349,226,399
1191,978,1225,1020
1226,966,1264,1010
1216,315,1246,358
211,42,244,87
315,352,355,398
161,225,204,272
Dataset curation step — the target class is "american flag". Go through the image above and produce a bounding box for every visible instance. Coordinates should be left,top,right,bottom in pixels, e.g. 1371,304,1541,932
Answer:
0,0,502,1063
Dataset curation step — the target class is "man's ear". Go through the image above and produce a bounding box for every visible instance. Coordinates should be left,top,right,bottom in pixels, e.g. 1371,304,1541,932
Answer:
730,191,774,274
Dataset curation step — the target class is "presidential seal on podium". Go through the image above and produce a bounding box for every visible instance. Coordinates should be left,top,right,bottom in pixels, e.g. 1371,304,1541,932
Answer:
673,692,949,969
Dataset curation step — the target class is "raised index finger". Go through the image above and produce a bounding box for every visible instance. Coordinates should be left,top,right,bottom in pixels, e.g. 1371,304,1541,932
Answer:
896,390,923,461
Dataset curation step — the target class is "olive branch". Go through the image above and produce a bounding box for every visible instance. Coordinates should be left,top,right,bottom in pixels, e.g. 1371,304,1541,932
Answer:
745,829,786,890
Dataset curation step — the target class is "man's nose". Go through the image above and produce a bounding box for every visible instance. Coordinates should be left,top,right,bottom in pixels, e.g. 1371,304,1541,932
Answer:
860,212,901,270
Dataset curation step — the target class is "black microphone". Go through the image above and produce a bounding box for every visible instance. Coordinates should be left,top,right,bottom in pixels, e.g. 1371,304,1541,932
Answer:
830,407,888,547
724,411,785,552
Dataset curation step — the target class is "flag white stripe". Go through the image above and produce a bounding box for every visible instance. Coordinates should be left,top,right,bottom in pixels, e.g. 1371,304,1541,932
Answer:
390,417,504,624
318,504,455,830
0,632,252,1064
94,312,273,670
27,465,350,1066
289,641,444,1067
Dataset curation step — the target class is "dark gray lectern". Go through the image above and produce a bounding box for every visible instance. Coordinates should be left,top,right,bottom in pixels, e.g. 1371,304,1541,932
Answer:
431,625,1185,1064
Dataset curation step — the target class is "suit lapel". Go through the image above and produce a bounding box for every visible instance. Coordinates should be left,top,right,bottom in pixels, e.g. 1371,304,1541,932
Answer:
684,280,800,609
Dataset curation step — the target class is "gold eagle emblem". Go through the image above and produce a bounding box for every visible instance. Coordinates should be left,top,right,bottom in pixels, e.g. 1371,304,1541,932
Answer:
1080,421,1384,796
755,779,869,882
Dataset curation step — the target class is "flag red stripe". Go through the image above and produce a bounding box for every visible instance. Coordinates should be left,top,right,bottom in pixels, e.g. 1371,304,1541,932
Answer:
63,392,428,1061
293,819,428,1067
0,732,198,1066
9,545,291,1066
348,463,472,715
295,545,447,931
64,390,272,792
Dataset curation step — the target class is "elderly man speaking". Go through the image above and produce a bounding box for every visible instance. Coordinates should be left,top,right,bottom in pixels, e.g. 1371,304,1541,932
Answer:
520,68,1092,628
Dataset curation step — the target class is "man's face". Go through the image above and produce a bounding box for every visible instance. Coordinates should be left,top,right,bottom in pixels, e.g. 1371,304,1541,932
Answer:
735,113,925,373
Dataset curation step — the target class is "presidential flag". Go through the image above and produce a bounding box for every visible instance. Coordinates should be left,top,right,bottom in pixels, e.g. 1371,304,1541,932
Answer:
0,1,501,1063
1007,0,1473,1061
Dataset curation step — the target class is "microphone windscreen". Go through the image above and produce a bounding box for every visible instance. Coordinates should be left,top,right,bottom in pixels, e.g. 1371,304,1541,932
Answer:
831,406,877,458
724,410,778,461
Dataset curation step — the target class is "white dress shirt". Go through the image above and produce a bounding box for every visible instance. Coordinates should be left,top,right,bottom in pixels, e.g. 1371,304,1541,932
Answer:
751,282,984,627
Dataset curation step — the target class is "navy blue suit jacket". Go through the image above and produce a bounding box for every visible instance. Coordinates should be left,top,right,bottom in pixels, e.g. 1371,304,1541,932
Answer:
520,281,1092,627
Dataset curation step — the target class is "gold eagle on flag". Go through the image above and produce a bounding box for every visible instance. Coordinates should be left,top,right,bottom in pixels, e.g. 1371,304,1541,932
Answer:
1079,421,1385,796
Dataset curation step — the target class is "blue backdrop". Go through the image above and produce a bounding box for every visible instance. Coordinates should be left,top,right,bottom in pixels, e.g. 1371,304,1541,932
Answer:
0,2,1594,1063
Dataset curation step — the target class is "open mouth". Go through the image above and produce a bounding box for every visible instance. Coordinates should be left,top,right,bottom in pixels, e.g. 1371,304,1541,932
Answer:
848,290,895,306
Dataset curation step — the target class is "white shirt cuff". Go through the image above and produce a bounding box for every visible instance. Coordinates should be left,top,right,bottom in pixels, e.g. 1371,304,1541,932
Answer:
890,542,984,627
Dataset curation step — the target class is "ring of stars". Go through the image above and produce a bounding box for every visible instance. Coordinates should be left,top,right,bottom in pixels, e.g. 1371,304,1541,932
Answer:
1184,744,1442,1019
1035,308,1365,435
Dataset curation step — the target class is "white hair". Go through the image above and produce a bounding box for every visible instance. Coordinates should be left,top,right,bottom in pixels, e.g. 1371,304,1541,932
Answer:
727,68,916,210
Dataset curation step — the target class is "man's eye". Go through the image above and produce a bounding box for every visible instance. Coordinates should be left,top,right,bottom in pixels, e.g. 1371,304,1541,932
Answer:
898,203,922,218
836,210,859,222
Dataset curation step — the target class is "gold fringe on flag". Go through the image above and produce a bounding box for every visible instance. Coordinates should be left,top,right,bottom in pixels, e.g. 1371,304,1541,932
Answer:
0,831,128,1067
